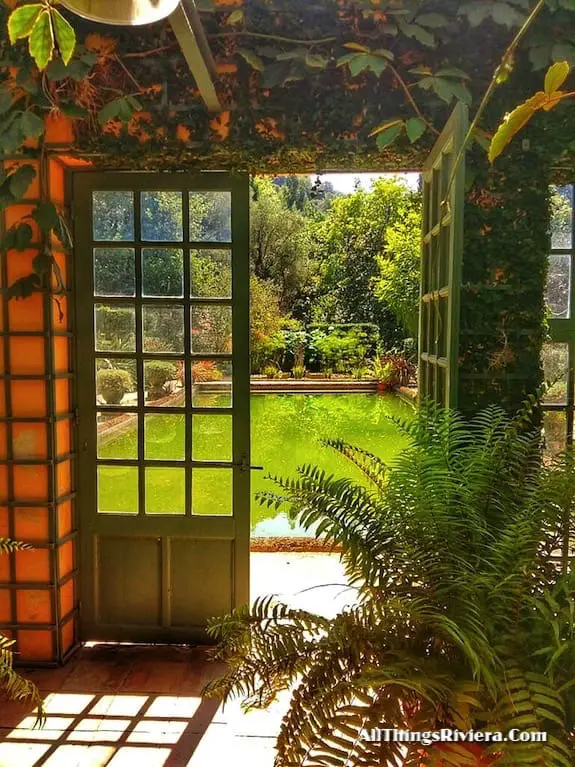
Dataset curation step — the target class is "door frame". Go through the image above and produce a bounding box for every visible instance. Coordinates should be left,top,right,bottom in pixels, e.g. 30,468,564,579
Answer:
71,170,250,642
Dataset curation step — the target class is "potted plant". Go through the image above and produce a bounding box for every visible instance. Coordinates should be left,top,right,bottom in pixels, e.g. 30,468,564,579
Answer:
371,358,395,391
262,363,278,379
96,367,133,404
205,401,575,766
292,364,306,379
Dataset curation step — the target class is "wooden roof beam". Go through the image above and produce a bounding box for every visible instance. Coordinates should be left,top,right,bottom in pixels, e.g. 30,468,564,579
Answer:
169,0,222,113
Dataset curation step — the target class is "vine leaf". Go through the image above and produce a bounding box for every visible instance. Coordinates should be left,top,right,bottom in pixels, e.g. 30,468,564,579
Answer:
545,61,570,95
406,117,426,143
33,201,59,232
374,121,404,148
305,54,328,70
369,118,403,138
490,60,572,162
7,4,43,43
8,165,36,200
1,223,33,253
20,111,45,140
226,9,244,25
238,48,264,72
52,9,76,66
29,10,54,71
7,274,41,300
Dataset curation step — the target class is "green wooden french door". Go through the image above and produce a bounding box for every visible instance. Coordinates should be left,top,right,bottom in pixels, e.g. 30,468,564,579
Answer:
73,172,250,642
419,103,467,408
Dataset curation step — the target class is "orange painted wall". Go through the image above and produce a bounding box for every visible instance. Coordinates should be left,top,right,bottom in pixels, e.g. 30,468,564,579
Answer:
0,120,82,663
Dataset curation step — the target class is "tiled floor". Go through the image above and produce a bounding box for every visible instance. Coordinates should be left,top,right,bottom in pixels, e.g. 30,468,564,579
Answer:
0,553,351,767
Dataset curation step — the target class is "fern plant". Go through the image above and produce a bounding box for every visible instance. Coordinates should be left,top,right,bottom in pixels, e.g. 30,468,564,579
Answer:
205,402,575,766
0,537,44,719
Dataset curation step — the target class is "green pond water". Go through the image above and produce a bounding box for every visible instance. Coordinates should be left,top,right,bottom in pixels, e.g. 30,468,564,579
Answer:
97,392,413,536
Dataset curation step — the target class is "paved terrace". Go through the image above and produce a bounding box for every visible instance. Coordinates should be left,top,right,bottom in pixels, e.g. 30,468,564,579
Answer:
0,553,350,767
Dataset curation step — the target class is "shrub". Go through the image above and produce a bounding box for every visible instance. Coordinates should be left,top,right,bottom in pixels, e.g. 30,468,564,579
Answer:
191,360,224,383
145,361,177,399
96,368,133,404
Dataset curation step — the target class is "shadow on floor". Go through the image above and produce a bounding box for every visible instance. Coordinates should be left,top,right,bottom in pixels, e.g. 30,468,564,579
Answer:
0,644,280,767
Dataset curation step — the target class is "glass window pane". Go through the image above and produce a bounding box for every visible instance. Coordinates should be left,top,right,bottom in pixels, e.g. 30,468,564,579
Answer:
95,304,136,352
551,185,573,250
141,192,183,242
142,248,183,298
93,191,134,241
191,249,232,298
143,305,184,353
546,254,571,319
191,306,232,354
145,468,185,514
98,466,138,513
192,468,232,516
542,342,569,404
543,411,567,458
145,414,185,460
191,359,232,408
144,359,184,406
189,192,231,242
96,359,137,407
97,412,138,459
192,414,232,461
94,248,135,297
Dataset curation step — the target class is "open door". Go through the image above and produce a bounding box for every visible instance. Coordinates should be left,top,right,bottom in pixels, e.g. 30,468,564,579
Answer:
73,172,250,643
419,103,467,408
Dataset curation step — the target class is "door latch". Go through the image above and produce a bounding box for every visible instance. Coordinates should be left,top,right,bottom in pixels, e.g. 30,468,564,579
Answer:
234,455,263,472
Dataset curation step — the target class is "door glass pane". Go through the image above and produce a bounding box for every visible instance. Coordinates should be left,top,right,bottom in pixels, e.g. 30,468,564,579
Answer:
143,305,184,353
96,359,137,407
145,414,185,460
192,415,232,461
551,185,573,249
191,250,232,298
543,411,567,458
93,191,134,241
144,359,184,406
145,468,185,514
191,306,232,353
189,192,232,242
191,360,232,408
94,248,135,297
541,342,569,404
98,466,138,513
142,248,183,298
141,191,183,241
95,304,136,352
192,468,232,516
546,254,571,319
97,413,138,459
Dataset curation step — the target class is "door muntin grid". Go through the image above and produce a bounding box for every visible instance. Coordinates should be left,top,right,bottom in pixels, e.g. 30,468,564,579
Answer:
419,105,466,409
544,184,575,455
87,184,243,519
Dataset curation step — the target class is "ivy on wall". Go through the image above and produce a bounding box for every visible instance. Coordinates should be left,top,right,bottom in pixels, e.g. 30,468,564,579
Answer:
3,0,575,174
2,0,575,414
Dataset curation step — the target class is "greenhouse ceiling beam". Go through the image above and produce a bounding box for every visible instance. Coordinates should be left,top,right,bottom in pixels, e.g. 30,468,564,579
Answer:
169,0,222,113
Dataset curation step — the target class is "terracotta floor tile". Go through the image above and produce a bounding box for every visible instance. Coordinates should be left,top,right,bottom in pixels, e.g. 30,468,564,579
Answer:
62,661,129,693
0,741,52,767
120,662,186,694
40,744,116,767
